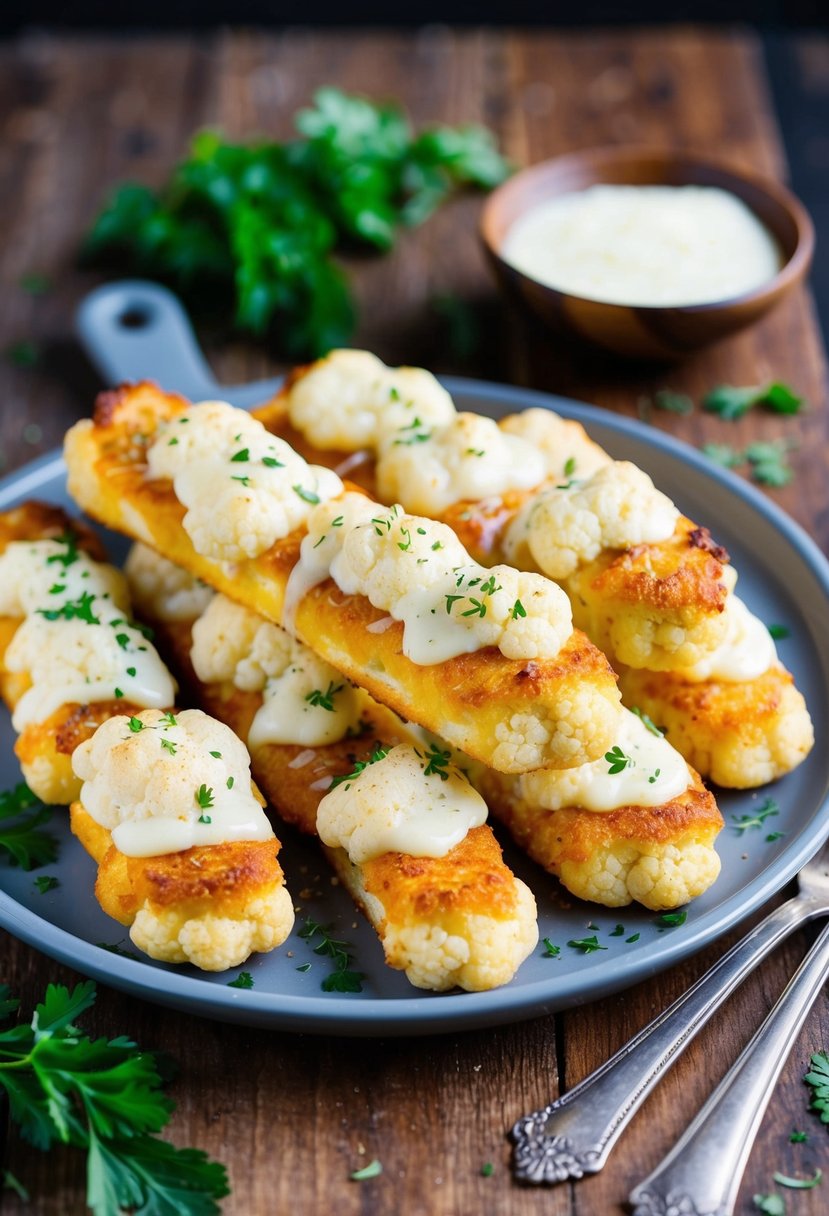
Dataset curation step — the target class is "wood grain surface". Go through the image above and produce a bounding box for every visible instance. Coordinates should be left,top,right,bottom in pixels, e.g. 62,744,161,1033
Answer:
1,26,828,1216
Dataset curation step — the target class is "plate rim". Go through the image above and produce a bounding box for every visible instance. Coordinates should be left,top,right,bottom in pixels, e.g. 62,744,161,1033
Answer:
1,376,828,1035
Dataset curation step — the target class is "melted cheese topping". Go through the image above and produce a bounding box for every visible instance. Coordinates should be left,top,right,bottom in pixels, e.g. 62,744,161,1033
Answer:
191,594,365,749
376,412,547,515
284,494,573,664
316,743,488,863
0,539,176,729
677,593,776,682
125,544,215,622
503,461,679,579
518,710,689,812
501,185,781,307
72,708,273,857
285,349,457,451
146,400,342,562
499,408,612,482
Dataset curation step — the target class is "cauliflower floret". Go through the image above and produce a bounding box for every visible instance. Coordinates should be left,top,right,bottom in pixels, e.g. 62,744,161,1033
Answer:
321,503,572,665
491,689,620,774
125,544,215,622
130,884,295,971
72,708,273,855
676,594,776,682
316,744,488,864
0,538,130,618
7,617,175,731
504,461,679,580
146,400,343,562
285,349,457,450
559,842,721,910
376,412,546,515
499,407,612,481
382,880,538,991
192,594,365,749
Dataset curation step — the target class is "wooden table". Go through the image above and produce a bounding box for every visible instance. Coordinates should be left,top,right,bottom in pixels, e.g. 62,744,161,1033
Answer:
2,26,828,1215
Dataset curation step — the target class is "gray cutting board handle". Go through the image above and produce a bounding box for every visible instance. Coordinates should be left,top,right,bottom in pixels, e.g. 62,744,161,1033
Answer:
75,280,282,409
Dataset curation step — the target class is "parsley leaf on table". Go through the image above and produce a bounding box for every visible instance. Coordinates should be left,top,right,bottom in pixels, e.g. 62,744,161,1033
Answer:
84,88,509,359
703,382,803,420
0,981,229,1214
804,1050,829,1125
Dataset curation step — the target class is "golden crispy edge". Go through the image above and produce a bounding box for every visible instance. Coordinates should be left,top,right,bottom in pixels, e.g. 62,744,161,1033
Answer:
65,381,622,771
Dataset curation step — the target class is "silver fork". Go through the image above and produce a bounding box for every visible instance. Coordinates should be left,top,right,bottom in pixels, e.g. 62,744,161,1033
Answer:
512,835,829,1184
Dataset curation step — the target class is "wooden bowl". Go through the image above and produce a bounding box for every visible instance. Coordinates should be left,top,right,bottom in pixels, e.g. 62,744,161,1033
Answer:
480,147,814,361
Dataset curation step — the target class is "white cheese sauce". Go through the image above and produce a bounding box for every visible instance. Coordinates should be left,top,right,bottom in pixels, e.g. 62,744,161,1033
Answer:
677,594,776,682
316,743,488,863
0,538,176,729
517,709,689,811
72,708,273,858
502,185,782,307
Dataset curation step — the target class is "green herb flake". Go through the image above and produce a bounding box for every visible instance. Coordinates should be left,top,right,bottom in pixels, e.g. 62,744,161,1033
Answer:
567,935,607,955
198,814,212,825
609,924,625,937
481,1162,494,1177
329,744,389,791
789,1129,808,1143
113,688,124,699
126,666,136,677
654,388,694,415
195,785,215,810
2,1170,30,1201
300,917,364,992
305,681,345,712
209,750,222,758
231,475,251,487
160,738,177,755
766,831,786,843
704,381,803,420
804,1050,829,1124
350,1159,382,1181
36,590,99,625
541,938,561,958
732,797,780,835
626,933,641,944
656,910,687,928
115,632,131,650
293,485,320,505
262,456,284,469
227,972,254,989
772,1168,822,1190
296,962,312,973
702,442,743,469
226,777,234,790
563,456,577,476
422,744,452,781
768,624,791,640
230,448,250,463
604,745,633,775
127,717,144,733
630,707,664,737
753,1196,786,1215
34,875,59,894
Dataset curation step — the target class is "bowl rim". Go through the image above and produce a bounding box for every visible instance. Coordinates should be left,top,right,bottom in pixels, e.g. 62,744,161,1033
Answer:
480,144,815,315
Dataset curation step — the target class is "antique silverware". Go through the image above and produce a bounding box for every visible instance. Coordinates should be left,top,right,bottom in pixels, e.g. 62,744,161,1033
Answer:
512,836,829,1184
629,917,829,1216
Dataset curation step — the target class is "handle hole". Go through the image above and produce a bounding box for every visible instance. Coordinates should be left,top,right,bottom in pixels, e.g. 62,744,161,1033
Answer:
118,306,153,329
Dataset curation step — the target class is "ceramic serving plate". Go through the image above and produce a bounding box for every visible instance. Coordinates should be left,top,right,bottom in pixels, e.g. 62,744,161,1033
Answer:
1,378,828,1036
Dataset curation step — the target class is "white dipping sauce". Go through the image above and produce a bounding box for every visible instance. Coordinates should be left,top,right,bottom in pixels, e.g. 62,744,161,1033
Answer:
502,184,781,307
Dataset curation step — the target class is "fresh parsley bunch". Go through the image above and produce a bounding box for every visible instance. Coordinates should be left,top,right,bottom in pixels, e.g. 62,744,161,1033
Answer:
0,980,229,1214
84,87,510,358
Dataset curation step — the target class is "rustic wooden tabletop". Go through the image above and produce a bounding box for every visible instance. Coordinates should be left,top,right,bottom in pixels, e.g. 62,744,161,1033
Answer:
1,25,828,1216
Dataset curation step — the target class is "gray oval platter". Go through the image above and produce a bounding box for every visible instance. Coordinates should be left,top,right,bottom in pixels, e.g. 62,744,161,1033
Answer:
1,377,828,1036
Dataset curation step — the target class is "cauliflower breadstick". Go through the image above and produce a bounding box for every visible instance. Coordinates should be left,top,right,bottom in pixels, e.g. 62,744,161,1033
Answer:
70,709,294,971
0,503,176,803
130,545,721,915
65,382,624,773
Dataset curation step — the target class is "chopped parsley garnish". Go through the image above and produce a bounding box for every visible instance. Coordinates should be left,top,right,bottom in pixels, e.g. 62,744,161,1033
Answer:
656,910,687,928
198,814,212,825
161,711,177,728
481,1162,494,1177
431,540,443,551
768,624,790,640
230,447,250,462
127,717,144,733
609,924,625,937
305,681,345,712
466,447,485,457
167,437,179,446
293,485,320,504
160,738,177,755
541,938,561,958
567,935,607,955
630,707,664,737
299,918,363,992
702,442,743,469
648,768,661,785
115,632,131,650
209,750,222,758
295,962,311,973
33,875,59,894
329,744,389,791
113,688,124,699
37,591,99,625
804,1050,829,1125
45,533,79,569
753,1195,785,1215
731,797,780,835
195,785,215,810
745,441,795,488
126,667,136,677
0,980,229,1213
227,972,254,989
626,933,641,944
703,381,803,421
49,583,65,595
510,598,527,619
397,526,412,552
231,475,251,487
421,743,452,781
226,777,234,789
604,745,633,775
479,575,501,596
460,598,486,619
331,515,344,527
350,1159,382,1181
563,455,576,476
262,455,284,468
445,593,464,614
653,388,694,415
790,1130,808,1143
313,534,327,548
766,831,785,843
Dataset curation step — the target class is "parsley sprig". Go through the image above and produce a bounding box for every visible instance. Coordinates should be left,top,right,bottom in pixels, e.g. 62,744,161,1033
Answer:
305,681,345,712
804,1051,829,1125
0,981,229,1214
84,88,509,359
328,743,389,791
0,783,57,871
731,797,780,835
298,918,364,993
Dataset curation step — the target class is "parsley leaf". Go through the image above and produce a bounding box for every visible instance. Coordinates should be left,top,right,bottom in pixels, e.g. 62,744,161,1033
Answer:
704,381,803,420
753,1196,786,1215
604,745,633,775
656,910,687,928
567,935,607,955
33,875,59,894
350,1159,382,1181
804,1050,829,1124
299,918,364,993
227,972,254,990
541,938,561,958
0,783,57,871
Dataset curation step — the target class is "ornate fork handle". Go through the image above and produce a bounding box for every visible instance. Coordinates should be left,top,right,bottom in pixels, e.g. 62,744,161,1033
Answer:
512,893,823,1184
629,918,829,1216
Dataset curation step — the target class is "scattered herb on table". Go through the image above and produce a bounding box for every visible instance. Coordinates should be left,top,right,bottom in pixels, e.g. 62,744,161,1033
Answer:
299,917,364,992
701,442,744,469
653,388,694,415
790,1129,808,1143
566,935,607,955
350,1159,382,1181
745,441,795,488
703,382,803,421
753,1195,786,1215
773,1168,823,1189
804,1050,829,1125
0,980,229,1215
83,87,510,359
731,797,780,836
480,1162,494,1177
0,783,57,871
